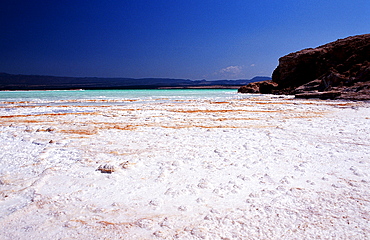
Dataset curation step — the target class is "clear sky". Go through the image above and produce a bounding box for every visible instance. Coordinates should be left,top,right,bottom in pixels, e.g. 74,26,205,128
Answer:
1,0,369,80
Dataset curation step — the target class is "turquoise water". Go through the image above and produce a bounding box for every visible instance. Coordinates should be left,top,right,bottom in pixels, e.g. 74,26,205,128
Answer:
0,89,255,106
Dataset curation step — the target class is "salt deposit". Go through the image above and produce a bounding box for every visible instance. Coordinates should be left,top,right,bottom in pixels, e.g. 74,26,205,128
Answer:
0,94,369,239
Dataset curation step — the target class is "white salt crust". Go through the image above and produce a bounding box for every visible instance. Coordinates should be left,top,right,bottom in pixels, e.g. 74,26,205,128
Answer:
0,96,369,239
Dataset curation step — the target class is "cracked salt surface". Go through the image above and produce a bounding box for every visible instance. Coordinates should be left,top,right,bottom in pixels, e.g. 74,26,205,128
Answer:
0,95,369,239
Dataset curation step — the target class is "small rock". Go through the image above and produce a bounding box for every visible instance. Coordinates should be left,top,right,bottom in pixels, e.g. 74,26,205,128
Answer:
178,206,187,211
119,161,130,169
97,164,115,173
46,127,56,132
149,199,162,207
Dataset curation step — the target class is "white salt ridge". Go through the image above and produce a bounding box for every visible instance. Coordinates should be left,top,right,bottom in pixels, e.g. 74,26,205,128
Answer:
0,95,369,239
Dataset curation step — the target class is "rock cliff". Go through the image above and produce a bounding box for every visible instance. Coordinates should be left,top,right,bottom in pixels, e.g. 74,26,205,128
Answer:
238,34,370,100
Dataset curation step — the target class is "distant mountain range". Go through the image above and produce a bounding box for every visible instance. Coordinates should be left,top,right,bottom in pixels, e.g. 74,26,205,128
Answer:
0,73,271,90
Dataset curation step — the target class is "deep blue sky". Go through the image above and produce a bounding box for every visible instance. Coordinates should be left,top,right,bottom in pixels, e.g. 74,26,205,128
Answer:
1,0,369,80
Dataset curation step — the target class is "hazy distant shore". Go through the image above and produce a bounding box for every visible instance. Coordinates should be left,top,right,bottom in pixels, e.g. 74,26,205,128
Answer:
158,85,242,89
0,72,271,91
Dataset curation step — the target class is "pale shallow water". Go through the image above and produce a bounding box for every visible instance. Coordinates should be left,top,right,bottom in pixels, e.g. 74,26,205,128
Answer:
0,89,252,106
0,91,370,239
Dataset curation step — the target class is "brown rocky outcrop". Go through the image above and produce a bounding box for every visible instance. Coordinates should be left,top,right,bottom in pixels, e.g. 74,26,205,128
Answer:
238,34,370,100
237,80,277,94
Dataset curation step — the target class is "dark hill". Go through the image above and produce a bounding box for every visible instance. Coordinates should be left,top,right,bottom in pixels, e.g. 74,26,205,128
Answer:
0,73,270,90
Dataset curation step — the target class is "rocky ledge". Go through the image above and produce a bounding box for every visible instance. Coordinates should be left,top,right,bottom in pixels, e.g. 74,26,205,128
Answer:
238,34,370,100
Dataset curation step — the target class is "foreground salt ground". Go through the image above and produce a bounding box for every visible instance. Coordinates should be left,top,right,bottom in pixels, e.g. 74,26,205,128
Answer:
0,95,369,239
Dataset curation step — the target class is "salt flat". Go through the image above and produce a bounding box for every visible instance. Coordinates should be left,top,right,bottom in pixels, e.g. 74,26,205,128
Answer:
0,95,369,239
